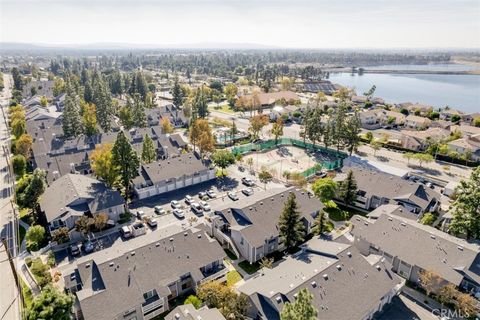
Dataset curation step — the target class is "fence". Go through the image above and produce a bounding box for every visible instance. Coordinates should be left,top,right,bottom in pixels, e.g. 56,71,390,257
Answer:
232,138,347,174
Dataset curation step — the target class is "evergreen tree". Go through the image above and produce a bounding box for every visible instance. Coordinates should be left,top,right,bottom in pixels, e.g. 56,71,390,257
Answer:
280,288,317,320
82,103,98,137
312,210,326,236
112,131,140,200
83,79,94,103
12,67,23,90
141,134,156,164
26,285,74,320
343,110,361,155
16,169,47,209
129,71,149,100
193,88,209,119
278,193,305,250
62,82,83,138
333,103,348,151
131,93,147,128
172,74,184,107
338,170,358,206
92,71,113,132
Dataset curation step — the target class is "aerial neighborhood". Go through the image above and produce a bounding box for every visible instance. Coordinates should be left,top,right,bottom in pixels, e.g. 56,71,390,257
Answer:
0,48,479,320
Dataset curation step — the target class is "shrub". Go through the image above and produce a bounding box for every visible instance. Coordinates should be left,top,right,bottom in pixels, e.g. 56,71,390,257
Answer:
25,225,46,252
184,295,202,309
25,257,32,267
12,154,26,177
29,258,52,287
421,213,437,226
51,227,69,244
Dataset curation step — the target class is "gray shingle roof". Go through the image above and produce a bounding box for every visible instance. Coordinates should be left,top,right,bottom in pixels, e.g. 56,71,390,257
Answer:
165,304,226,320
239,238,403,320
350,213,480,286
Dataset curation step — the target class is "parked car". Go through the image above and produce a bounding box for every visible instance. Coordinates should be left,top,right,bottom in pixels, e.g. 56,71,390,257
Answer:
121,226,132,239
69,243,80,256
242,177,255,186
199,200,211,212
198,191,207,199
136,210,146,219
315,171,327,178
171,200,181,209
146,217,158,228
131,222,147,237
185,195,194,205
83,240,94,253
191,202,203,215
228,191,239,201
242,188,254,196
206,189,217,198
173,209,185,219
154,206,165,215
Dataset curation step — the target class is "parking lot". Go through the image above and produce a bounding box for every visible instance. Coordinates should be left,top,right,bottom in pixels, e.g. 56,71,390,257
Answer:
54,167,284,267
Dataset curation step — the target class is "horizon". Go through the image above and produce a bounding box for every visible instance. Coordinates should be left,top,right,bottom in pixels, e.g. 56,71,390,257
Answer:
1,0,480,49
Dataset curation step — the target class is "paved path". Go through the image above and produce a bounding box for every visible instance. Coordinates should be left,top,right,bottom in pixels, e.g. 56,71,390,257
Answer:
0,74,21,320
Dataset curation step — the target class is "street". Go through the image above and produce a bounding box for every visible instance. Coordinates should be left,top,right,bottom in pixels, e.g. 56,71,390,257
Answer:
0,74,21,320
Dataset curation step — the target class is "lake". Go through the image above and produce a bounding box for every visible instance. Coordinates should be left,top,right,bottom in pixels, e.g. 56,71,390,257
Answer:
328,65,480,113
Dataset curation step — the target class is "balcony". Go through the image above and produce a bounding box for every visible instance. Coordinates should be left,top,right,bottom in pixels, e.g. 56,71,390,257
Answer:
200,263,228,284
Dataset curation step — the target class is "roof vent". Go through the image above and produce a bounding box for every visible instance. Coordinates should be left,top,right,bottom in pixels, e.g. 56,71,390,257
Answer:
314,269,318,273
347,252,352,257
364,222,369,226
376,265,381,271
387,217,393,221
260,202,263,205
458,246,464,251
322,274,328,280
175,313,181,319
293,293,298,299
336,265,342,271
275,296,282,303
400,222,407,227
170,238,174,241
109,262,114,267
85,263,91,268
311,281,317,287
430,234,436,240
184,232,188,236
131,251,135,256
155,242,160,247
197,234,202,239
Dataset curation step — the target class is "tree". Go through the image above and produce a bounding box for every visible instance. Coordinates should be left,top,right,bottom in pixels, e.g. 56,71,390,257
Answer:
172,75,184,107
82,103,98,136
259,257,274,269
62,82,84,138
197,281,248,319
40,96,48,107
420,213,436,225
93,213,109,231
92,72,114,132
15,134,33,158
343,111,361,155
16,169,46,209
118,104,133,129
371,140,382,156
280,288,317,320
248,115,269,141
211,150,235,175
473,117,480,128
224,83,238,107
51,227,70,244
449,167,480,239
414,153,434,167
131,93,147,128
12,154,26,176
338,170,357,206
332,104,348,151
456,292,480,317
12,67,23,90
90,143,118,187
141,134,157,164
75,215,93,237
184,295,202,309
189,119,215,156
418,269,443,297
312,210,327,236
403,152,415,166
112,131,140,199
11,118,26,138
279,193,305,250
438,284,458,306
312,178,337,203
258,170,273,189
25,225,46,252
364,131,374,143
26,285,74,320
160,117,174,134
271,118,284,145
192,88,209,119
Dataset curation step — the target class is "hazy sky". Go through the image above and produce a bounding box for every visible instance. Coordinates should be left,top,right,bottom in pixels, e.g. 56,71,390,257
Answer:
1,0,479,48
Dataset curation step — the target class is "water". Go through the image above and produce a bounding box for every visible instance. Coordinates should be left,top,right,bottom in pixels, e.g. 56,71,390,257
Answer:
328,65,480,113
363,63,477,72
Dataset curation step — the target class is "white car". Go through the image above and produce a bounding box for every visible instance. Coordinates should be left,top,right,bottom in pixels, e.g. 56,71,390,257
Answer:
191,202,203,215
171,200,181,209
173,209,185,219
154,206,165,215
242,177,255,186
136,210,146,219
146,217,158,228
242,188,254,196
227,191,239,201
199,200,211,212
185,195,194,205
206,189,217,198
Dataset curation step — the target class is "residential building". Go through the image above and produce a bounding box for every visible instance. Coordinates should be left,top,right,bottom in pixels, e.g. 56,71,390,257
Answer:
145,105,188,127
239,91,299,108
334,166,440,216
165,304,225,320
211,188,323,263
350,212,480,294
404,115,431,129
447,134,480,161
462,112,480,125
132,153,215,200
440,108,463,121
63,226,227,320
450,124,480,136
40,174,124,233
238,238,404,320
21,80,55,99
402,103,433,116
400,127,449,151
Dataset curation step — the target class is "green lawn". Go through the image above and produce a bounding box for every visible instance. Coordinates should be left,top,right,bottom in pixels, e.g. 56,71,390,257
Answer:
19,277,33,309
209,104,235,114
238,261,261,275
226,270,242,287
325,203,366,221
224,249,238,261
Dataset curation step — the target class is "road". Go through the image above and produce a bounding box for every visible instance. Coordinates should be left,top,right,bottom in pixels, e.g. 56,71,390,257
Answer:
0,74,21,320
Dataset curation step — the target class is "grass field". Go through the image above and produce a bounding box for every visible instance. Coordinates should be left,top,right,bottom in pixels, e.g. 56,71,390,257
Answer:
209,104,235,114
226,270,242,286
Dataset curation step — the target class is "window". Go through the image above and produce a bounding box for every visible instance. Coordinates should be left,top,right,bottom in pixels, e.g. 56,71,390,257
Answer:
143,289,157,300
181,282,190,290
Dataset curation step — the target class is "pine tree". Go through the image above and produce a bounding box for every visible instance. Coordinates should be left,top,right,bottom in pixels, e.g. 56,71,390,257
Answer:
172,74,184,107
129,71,148,100
131,93,147,128
278,193,305,250
92,72,113,132
141,134,156,164
333,103,348,151
62,82,83,138
343,110,361,155
193,88,209,119
338,170,358,206
112,131,140,200
280,288,317,320
312,210,326,236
